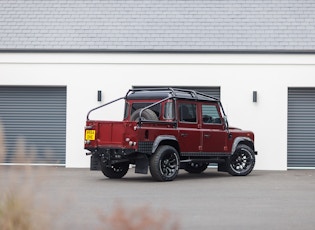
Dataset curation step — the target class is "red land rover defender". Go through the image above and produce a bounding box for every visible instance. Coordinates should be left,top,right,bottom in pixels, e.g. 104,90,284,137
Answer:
84,88,257,181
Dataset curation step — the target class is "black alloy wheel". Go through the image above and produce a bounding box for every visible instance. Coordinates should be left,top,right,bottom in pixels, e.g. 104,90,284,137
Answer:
227,144,255,176
150,145,180,181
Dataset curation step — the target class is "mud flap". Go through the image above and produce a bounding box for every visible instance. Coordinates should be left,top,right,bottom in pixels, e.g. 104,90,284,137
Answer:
135,154,149,174
90,155,101,170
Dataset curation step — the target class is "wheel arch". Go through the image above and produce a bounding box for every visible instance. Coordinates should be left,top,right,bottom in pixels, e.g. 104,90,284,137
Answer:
152,135,179,154
231,137,255,154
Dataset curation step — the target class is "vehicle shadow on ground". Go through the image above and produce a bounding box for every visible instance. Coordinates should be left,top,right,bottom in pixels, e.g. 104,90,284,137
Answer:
96,168,261,183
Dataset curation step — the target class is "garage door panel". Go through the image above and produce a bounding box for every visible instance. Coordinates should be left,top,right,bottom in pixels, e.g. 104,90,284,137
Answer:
0,86,66,165
288,88,315,168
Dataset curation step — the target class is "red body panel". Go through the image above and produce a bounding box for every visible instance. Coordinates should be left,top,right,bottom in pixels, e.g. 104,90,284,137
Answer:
85,120,138,150
85,119,254,154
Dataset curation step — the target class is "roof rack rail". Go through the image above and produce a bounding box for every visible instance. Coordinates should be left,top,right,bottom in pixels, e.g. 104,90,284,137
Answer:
128,87,219,101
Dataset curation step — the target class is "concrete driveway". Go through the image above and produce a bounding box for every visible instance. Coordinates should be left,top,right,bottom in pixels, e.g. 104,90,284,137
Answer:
1,167,314,230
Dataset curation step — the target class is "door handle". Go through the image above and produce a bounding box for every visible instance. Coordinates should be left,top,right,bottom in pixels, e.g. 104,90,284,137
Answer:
204,134,210,138
181,133,188,137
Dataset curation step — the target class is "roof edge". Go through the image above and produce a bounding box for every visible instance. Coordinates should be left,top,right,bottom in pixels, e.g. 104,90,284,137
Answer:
0,48,315,54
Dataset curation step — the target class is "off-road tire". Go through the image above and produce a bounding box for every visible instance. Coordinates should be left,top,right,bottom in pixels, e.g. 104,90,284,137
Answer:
100,162,129,179
227,144,255,176
130,108,158,121
185,162,209,174
149,145,180,182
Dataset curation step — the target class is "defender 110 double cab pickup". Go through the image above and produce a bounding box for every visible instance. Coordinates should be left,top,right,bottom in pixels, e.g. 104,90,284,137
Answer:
84,88,257,181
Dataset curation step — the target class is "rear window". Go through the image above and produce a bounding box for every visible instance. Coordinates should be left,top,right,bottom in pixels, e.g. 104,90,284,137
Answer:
124,102,130,119
130,102,161,118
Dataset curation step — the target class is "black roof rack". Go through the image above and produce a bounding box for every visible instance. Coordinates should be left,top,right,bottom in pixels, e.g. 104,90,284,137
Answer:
126,87,219,102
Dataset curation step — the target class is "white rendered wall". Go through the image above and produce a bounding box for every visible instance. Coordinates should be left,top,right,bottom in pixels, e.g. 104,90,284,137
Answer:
0,53,315,170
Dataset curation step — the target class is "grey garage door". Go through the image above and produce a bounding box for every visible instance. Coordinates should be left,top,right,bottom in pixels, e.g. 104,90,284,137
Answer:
0,86,66,165
288,88,315,168
133,86,220,99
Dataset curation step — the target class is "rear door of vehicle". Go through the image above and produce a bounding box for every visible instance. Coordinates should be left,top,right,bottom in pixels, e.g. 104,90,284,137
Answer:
177,101,202,154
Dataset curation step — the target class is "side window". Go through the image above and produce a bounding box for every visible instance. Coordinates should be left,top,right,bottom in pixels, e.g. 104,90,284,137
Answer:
202,104,222,124
164,102,174,119
179,103,197,123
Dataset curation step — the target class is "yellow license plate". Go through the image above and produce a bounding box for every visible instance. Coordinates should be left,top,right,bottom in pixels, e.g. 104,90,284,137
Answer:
85,130,95,141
